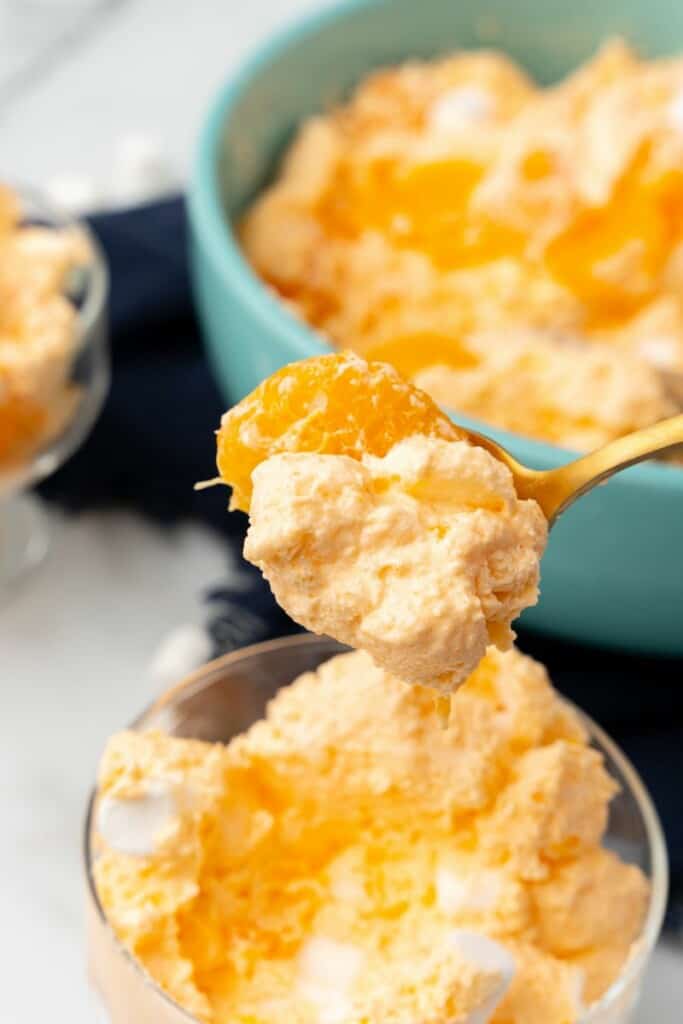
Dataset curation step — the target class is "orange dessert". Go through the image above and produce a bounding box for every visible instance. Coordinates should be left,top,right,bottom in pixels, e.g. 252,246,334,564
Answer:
241,41,683,452
93,648,650,1024
0,183,87,472
216,353,547,693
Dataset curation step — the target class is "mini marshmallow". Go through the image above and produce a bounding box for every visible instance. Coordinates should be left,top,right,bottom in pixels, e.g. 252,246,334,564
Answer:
428,87,493,133
448,930,516,1024
97,780,176,857
297,937,363,1024
668,88,683,130
637,334,680,370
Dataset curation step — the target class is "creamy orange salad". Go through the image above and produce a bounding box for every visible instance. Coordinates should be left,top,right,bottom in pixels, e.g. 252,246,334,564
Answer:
215,353,547,695
241,40,683,451
0,184,88,471
94,647,648,1024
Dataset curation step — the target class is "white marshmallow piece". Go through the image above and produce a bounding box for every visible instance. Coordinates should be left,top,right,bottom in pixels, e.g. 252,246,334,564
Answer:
97,780,176,857
637,334,679,370
297,937,363,1024
429,87,493,134
448,930,516,1024
668,88,683,131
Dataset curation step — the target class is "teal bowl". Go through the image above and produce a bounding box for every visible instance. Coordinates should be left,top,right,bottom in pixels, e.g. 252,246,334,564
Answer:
188,0,683,655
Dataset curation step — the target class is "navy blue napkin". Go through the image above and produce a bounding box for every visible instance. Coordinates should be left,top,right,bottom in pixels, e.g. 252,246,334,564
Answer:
41,196,682,928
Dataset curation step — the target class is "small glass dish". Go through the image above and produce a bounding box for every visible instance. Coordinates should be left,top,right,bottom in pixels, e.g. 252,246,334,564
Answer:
84,634,668,1024
0,185,109,594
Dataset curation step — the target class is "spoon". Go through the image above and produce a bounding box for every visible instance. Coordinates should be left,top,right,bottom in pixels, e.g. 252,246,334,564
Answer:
464,414,683,525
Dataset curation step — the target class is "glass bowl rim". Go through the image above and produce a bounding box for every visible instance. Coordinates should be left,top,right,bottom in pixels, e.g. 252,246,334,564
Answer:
84,633,670,1023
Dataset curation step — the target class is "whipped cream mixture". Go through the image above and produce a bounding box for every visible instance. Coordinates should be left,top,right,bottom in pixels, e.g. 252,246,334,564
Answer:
244,435,546,692
93,648,649,1024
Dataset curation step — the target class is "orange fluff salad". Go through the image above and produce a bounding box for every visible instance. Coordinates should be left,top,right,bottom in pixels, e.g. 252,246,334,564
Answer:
215,353,547,694
94,647,649,1024
0,184,88,470
241,40,683,452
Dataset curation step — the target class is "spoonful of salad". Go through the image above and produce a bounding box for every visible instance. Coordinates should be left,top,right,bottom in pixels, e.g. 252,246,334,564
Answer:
208,352,682,695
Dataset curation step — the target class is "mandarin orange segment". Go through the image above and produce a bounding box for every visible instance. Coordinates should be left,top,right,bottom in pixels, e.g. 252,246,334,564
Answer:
361,332,480,378
317,157,522,271
216,352,465,512
545,151,683,325
320,157,483,237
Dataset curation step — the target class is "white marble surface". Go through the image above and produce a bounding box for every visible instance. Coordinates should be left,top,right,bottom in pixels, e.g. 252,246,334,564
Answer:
1,0,682,1020
1,0,321,194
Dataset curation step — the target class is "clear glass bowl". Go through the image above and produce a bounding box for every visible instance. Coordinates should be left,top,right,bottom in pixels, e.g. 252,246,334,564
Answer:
84,635,669,1024
0,186,109,593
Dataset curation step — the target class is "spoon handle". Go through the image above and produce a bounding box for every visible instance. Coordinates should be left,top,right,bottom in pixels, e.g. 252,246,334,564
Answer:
531,414,683,523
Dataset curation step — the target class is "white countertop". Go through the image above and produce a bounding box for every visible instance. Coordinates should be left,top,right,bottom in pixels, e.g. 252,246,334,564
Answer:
1,1,681,1020
1,0,321,200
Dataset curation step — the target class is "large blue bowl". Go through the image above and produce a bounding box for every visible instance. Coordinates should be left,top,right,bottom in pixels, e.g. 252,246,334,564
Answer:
188,0,683,655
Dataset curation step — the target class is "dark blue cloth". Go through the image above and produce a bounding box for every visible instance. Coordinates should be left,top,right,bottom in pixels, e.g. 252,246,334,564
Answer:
40,196,682,929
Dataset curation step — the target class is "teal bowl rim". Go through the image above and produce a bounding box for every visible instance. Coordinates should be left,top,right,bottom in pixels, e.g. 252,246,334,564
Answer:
188,0,683,497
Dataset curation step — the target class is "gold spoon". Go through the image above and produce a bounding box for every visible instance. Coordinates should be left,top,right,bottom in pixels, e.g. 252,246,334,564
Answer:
464,414,683,525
